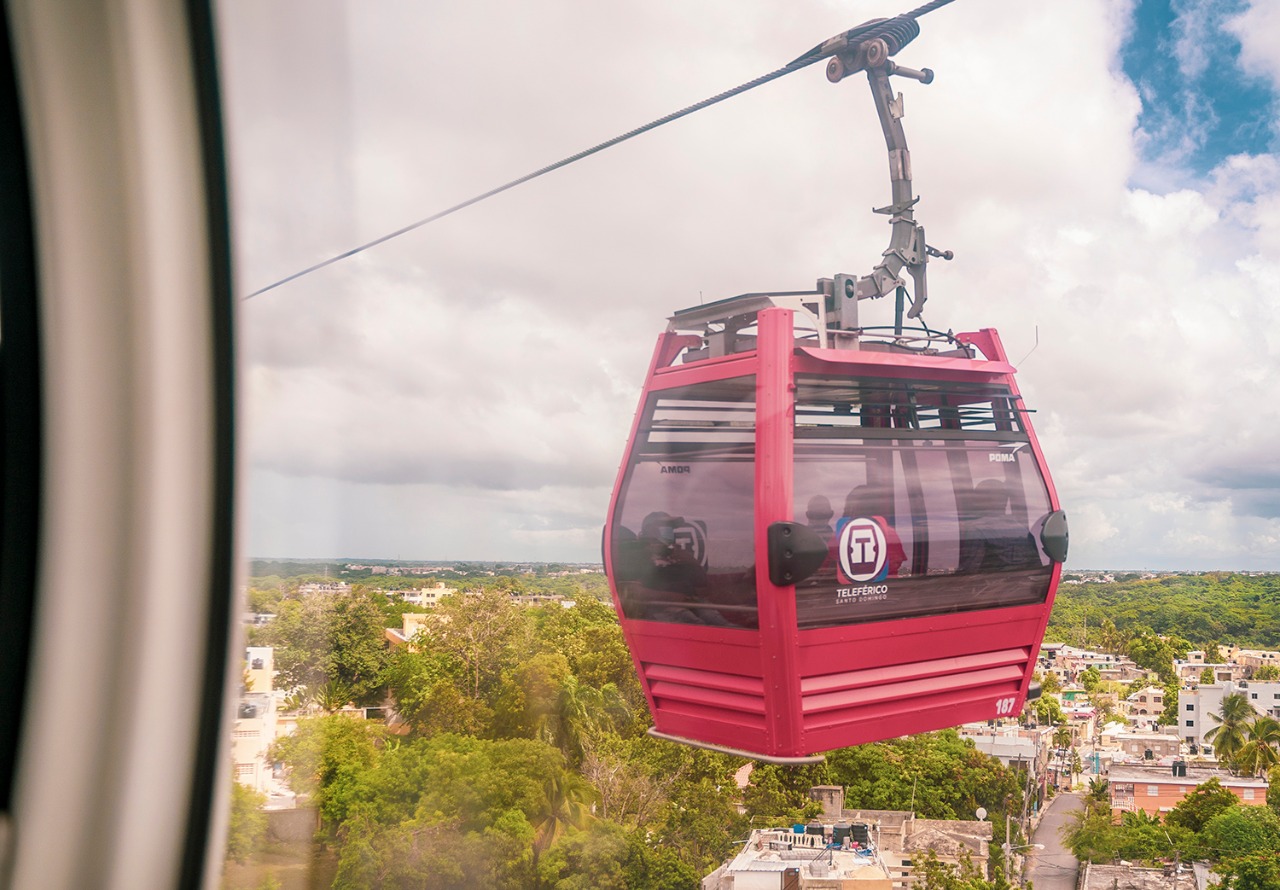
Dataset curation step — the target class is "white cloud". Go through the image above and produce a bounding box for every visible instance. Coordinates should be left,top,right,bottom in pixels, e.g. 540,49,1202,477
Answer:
221,0,1280,568
1226,1,1280,87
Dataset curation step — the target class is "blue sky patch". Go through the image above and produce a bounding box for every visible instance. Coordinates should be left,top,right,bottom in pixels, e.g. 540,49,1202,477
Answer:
1121,0,1276,181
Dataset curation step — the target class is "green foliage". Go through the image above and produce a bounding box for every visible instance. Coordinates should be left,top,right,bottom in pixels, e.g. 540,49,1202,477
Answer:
1062,792,1194,865
1029,694,1065,727
1200,806,1280,863
914,850,1009,889
740,762,827,825
1158,679,1182,727
332,815,533,890
1165,778,1238,834
1046,573,1280,651
1206,694,1254,766
1079,666,1101,692
1268,766,1280,814
1235,716,1280,778
1215,849,1280,890
1201,666,1217,685
269,715,385,826
417,588,530,700
225,780,268,863
826,731,1022,822
385,648,494,737
1126,631,1187,684
255,588,392,706
1251,664,1280,681
535,822,630,890
654,776,751,873
1037,670,1062,695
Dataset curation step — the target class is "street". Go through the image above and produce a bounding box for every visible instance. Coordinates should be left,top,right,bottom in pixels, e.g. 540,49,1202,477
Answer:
1025,791,1081,890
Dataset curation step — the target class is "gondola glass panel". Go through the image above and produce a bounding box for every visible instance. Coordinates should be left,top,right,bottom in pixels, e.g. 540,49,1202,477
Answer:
793,375,1054,627
611,377,759,628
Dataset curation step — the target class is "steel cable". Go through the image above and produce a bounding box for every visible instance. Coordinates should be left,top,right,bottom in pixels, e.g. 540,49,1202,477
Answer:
244,0,958,300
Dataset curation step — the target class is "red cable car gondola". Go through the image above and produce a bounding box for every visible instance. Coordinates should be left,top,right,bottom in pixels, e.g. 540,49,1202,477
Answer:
603,19,1068,763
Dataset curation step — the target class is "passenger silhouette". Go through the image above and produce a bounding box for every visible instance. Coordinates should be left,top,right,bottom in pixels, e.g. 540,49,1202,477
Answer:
805,495,836,546
629,511,732,626
958,479,1039,572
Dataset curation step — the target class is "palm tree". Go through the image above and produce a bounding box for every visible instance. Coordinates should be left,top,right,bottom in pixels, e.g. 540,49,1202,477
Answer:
1205,693,1253,769
1235,715,1280,777
549,676,631,763
314,678,354,713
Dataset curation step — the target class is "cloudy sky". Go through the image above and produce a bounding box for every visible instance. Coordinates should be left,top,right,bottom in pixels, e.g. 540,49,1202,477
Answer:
216,0,1280,570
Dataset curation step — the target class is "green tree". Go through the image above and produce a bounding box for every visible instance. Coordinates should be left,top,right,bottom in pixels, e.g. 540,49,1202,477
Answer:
1030,694,1066,727
1037,670,1062,695
535,822,629,890
1200,805,1280,862
1053,726,1074,749
1098,617,1127,655
1252,663,1280,681
654,776,750,874
259,588,392,706
1200,666,1216,685
1157,679,1182,728
545,676,632,764
1267,765,1280,814
827,731,1022,822
1206,693,1254,767
532,769,597,859
1079,666,1101,692
1127,631,1188,684
269,714,385,827
333,815,532,890
1165,778,1238,834
740,762,827,825
1235,715,1280,778
580,737,682,827
418,589,528,700
914,850,1009,889
225,780,268,863
1215,850,1280,890
385,648,494,737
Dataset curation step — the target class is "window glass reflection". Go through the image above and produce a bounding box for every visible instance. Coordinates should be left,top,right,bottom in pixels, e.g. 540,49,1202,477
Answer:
793,375,1054,628
611,378,758,628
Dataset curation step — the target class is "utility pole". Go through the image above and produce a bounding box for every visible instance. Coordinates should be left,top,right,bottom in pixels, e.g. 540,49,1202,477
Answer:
1004,811,1013,888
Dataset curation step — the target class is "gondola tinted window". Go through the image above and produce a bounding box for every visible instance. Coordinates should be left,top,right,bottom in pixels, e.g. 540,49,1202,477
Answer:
792,374,1053,628
611,377,759,628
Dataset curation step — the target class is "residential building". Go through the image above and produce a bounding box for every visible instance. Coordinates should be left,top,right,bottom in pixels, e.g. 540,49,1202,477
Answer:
232,647,278,794
245,645,273,694
702,826,893,889
1044,645,1145,685
1125,686,1169,731
1099,729,1181,762
1063,703,1099,746
1234,648,1280,675
1175,659,1238,683
1109,763,1268,817
400,581,456,607
1079,862,1197,889
959,724,1054,774
808,787,993,888
297,581,351,596
385,611,434,648
1178,680,1280,750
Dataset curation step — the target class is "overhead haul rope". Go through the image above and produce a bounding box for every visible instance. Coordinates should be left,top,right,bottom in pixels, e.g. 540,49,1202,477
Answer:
244,0,957,300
